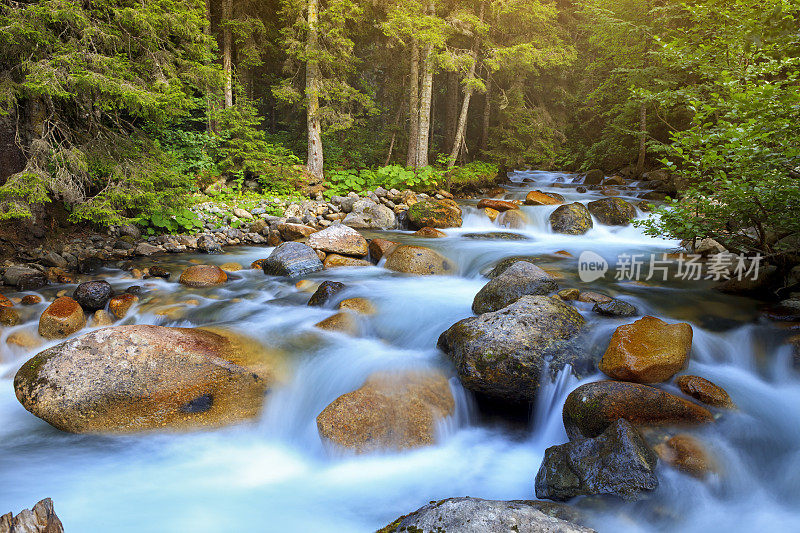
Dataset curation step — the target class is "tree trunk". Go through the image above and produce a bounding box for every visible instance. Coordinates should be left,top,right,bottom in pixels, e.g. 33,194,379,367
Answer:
406,39,420,168
205,0,215,132
306,0,324,179
636,103,646,175
415,40,434,168
222,0,233,109
447,55,477,167
480,78,491,153
444,71,459,150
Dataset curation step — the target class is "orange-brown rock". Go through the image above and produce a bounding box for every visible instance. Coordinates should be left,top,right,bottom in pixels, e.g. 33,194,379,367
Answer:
108,293,139,319
477,199,518,212
338,297,376,315
278,223,317,241
314,312,359,335
676,375,735,409
38,297,86,339
6,330,42,350
563,380,714,439
178,265,227,288
497,209,530,229
250,258,268,269
316,370,455,452
91,310,114,327
600,316,693,383
557,288,580,301
484,208,500,222
0,293,14,307
219,262,242,272
655,434,716,478
323,254,372,268
525,191,563,206
384,245,456,276
21,294,42,305
368,238,398,261
412,227,447,238
0,307,20,326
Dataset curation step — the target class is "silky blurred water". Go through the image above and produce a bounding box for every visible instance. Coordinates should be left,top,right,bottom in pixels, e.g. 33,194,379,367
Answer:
0,170,798,532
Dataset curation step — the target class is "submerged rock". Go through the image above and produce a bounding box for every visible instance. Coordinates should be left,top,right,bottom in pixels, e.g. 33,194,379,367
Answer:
108,293,139,319
412,227,447,238
316,370,454,452
262,242,324,278
462,232,530,241
0,498,64,533
314,312,359,335
563,381,714,440
307,281,346,307
599,316,692,383
675,375,736,409
654,434,716,479
497,209,529,229
407,198,462,229
38,297,86,339
380,497,593,533
323,254,372,268
472,261,558,314
178,265,228,287
549,203,593,235
72,280,113,311
587,197,637,226
535,419,658,502
14,325,282,433
338,297,376,315
593,299,637,317
383,245,456,275
438,296,586,404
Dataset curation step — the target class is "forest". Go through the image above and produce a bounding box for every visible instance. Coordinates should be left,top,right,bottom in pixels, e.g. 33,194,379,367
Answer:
0,0,798,261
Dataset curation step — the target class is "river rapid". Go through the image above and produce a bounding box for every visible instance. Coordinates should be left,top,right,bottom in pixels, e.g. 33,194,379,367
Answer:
1,171,799,532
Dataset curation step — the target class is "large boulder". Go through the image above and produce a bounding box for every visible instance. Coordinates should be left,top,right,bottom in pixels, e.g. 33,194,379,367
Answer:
563,381,714,440
316,370,454,452
584,169,604,185
380,497,593,533
307,224,368,256
38,297,86,339
72,280,113,311
343,199,396,229
587,198,637,226
599,316,692,383
549,203,593,235
407,199,462,229
472,261,558,314
14,325,283,433
178,265,228,288
0,498,64,533
535,419,658,502
262,242,324,278
383,245,456,275
438,296,587,404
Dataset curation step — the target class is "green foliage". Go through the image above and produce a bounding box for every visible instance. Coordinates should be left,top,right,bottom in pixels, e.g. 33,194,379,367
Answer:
135,206,204,236
322,164,446,198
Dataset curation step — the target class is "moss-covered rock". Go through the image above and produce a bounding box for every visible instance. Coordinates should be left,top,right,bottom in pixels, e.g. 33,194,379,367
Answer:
549,203,593,235
587,197,637,226
407,199,462,229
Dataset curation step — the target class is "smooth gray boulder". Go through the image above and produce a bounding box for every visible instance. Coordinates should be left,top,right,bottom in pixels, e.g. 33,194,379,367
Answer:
262,242,323,278
473,261,558,314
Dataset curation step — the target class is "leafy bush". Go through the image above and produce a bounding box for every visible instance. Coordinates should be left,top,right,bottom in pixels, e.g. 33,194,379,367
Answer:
135,206,204,236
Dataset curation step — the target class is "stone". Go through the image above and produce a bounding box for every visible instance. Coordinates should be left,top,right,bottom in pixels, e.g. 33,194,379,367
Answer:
2,266,42,287
147,266,170,279
438,296,587,404
550,203,593,235
603,175,626,186
14,325,282,433
323,254,372,268
476,199,518,212
654,434,716,478
250,258,268,269
484,207,500,221
0,498,64,533
535,419,658,502
412,227,447,238
472,261,558,314
108,293,139,319
587,198,637,226
338,297,376,315
368,238,397,261
307,224,368,256
526,190,564,206
462,232,530,241
6,331,42,350
278,223,317,241
383,245,456,276
600,316,693,383
407,199,462,229
484,257,536,278
0,307,20,326
38,297,86,339
134,242,161,256
584,169,604,184
380,497,593,533
343,199,396,229
307,281,345,307
675,375,735,409
262,242,324,278
593,299,638,317
578,291,612,304
91,309,114,326
232,207,252,219
497,209,529,229
179,265,227,288
563,381,714,440
558,288,580,301
0,293,13,307
314,312,359,335
72,280,114,311
219,262,242,272
316,371,454,452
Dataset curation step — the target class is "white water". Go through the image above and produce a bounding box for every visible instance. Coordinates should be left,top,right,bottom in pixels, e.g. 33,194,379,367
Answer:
1,170,799,532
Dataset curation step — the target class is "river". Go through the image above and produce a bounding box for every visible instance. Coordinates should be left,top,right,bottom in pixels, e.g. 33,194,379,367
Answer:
1,170,798,532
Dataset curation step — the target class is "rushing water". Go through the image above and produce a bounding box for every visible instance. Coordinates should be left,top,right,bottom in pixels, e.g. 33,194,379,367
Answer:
1,171,799,532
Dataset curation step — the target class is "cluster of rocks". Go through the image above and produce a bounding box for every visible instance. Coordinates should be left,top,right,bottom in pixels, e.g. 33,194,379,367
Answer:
1,498,63,533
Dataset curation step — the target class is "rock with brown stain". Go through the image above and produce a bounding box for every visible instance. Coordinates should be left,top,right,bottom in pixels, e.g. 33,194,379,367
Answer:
384,245,456,276
307,224,369,256
0,293,13,307
278,223,317,241
0,307,21,326
525,191,564,206
498,209,530,229
577,291,613,304
0,498,64,533
323,254,372,268
316,370,454,452
250,258,268,269
179,265,228,287
219,262,242,272
6,330,42,351
21,295,42,305
600,316,692,383
675,375,735,409
412,227,447,238
108,293,139,319
407,199,462,229
477,199,518,212
338,297,376,315
91,310,114,327
484,207,500,222
38,297,86,339
368,238,398,262
563,381,714,440
655,434,716,478
314,312,359,335
14,325,283,433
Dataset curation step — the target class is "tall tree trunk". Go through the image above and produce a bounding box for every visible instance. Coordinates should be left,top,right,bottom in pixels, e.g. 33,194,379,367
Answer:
636,103,646,175
306,0,324,179
222,0,233,109
444,71,459,150
205,0,215,132
406,39,420,168
480,78,491,153
415,40,434,168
